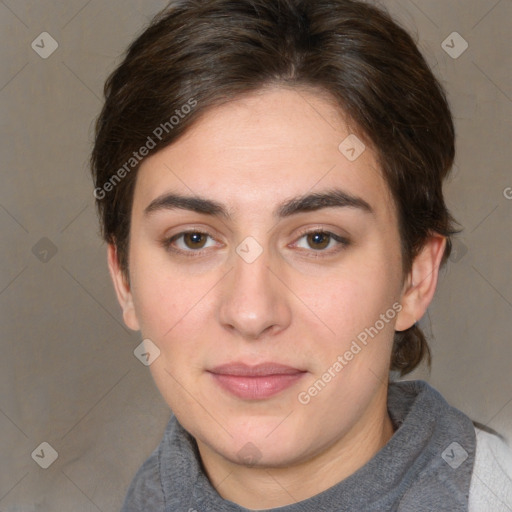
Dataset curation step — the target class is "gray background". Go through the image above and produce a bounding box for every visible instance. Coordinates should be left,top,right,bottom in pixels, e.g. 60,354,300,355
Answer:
1,0,511,510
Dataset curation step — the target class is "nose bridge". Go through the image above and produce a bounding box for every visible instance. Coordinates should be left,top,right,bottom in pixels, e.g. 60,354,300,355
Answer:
217,241,291,339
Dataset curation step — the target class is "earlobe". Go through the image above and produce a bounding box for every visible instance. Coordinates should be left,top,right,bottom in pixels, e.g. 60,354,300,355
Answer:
107,244,140,331
395,234,447,332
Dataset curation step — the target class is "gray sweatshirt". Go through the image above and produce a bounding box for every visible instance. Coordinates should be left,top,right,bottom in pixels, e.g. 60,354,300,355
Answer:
120,380,512,511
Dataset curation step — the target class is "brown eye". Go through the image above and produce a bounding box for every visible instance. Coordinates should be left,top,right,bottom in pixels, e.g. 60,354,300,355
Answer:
183,232,208,249
293,230,350,255
164,231,217,255
306,232,331,250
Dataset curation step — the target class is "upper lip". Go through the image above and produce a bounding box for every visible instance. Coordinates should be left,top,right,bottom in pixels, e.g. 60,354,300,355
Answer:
209,362,305,376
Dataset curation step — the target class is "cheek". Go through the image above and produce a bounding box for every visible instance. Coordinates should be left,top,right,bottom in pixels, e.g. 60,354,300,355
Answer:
129,262,215,414
129,242,205,333
129,269,218,386
294,256,401,383
309,263,398,335
295,270,398,413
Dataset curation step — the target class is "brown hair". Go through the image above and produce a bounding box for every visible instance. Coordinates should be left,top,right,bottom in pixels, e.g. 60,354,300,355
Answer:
91,0,459,375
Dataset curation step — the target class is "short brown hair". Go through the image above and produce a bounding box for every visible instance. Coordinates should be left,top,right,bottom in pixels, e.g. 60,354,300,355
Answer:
91,0,459,375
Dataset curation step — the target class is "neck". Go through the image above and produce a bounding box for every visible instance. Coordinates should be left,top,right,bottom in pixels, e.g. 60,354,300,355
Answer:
197,385,395,509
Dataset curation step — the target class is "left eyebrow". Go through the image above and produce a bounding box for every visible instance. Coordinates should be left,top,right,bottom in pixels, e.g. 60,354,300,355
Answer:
143,188,373,219
276,189,374,217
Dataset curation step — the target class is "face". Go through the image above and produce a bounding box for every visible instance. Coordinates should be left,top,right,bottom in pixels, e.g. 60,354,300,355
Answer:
113,86,416,468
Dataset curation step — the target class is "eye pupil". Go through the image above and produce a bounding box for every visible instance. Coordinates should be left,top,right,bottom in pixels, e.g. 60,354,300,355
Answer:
184,232,206,249
307,232,330,250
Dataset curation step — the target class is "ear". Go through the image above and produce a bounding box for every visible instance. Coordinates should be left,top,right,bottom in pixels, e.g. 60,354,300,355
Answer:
107,244,140,331
395,234,446,331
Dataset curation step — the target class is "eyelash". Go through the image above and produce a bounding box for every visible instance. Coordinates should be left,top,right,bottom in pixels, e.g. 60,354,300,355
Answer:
161,228,350,259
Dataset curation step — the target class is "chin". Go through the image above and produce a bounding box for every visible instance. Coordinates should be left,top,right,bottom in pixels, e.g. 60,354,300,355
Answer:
209,422,310,468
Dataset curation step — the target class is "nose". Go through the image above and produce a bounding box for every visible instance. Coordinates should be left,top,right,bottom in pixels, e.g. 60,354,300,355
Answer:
217,245,292,340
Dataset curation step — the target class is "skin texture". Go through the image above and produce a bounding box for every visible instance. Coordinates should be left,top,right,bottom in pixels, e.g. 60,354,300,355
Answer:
108,86,446,509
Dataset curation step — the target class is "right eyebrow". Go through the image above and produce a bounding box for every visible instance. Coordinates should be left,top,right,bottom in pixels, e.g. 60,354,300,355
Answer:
144,193,232,219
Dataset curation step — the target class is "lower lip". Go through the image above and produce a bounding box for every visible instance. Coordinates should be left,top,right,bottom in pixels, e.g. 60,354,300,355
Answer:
210,372,306,400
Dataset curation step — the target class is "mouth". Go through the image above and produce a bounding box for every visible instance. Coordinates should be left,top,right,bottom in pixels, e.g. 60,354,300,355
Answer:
207,362,307,400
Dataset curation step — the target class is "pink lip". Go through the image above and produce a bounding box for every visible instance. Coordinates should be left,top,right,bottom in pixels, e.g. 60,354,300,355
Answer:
208,363,307,400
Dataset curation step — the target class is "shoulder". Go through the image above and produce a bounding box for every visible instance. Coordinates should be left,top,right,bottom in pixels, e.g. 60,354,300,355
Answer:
469,425,512,511
120,446,165,512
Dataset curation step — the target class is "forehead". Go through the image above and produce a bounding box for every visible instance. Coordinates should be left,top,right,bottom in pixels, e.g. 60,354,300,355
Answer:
133,86,395,221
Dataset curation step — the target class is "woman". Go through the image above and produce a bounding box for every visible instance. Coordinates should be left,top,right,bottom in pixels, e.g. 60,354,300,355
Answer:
91,0,512,510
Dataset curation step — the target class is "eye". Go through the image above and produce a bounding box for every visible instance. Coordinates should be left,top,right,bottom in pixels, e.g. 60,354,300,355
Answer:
293,230,349,253
164,230,218,254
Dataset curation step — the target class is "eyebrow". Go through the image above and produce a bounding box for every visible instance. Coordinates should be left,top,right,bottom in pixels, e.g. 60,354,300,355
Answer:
143,188,373,219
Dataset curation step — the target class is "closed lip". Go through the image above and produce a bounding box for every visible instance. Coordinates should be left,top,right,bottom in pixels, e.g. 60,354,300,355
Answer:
208,362,306,376
208,362,307,400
